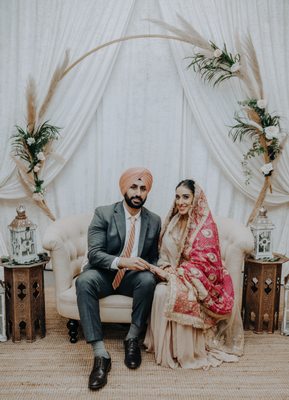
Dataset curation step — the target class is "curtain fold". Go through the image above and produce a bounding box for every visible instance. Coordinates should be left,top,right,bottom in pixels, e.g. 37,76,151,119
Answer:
0,0,135,199
158,0,289,205
0,0,288,275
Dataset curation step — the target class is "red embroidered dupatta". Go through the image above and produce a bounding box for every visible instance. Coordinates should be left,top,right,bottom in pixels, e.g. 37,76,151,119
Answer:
160,183,234,329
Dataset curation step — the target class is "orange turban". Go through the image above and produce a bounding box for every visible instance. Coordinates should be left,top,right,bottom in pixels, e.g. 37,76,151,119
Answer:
119,167,153,195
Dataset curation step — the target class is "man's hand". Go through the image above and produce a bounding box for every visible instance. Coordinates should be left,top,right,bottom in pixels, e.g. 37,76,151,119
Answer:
118,257,151,271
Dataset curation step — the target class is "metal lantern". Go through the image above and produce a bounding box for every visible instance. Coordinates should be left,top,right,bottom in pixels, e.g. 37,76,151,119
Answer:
8,205,39,264
250,206,275,259
281,275,289,335
0,279,7,342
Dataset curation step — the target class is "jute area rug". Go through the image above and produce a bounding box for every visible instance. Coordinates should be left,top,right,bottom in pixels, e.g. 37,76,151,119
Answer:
1,286,289,400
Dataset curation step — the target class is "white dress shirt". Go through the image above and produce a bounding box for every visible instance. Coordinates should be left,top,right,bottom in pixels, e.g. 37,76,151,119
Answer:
110,203,141,270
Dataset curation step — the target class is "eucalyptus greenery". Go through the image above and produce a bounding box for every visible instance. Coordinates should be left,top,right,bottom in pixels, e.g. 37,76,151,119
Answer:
12,121,60,195
187,41,241,86
229,99,283,184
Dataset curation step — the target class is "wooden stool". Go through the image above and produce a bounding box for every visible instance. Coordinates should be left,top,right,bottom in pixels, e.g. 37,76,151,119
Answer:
242,254,289,333
2,260,49,342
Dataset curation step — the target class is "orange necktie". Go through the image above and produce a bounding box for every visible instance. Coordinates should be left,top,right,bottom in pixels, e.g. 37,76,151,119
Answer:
112,216,136,289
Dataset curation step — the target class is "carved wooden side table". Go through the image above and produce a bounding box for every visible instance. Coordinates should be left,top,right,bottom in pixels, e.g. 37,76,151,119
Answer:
2,259,49,342
242,254,289,334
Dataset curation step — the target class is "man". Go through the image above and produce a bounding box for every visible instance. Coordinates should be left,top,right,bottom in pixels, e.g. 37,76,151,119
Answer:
76,167,161,391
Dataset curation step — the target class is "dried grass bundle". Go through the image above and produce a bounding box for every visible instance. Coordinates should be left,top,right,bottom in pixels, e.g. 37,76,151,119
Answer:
247,177,271,225
245,108,264,133
17,170,34,196
26,77,37,133
176,14,212,52
12,53,69,220
242,35,264,98
13,156,55,220
12,156,35,186
148,16,211,52
38,50,70,120
34,198,56,221
17,170,56,221
236,34,263,99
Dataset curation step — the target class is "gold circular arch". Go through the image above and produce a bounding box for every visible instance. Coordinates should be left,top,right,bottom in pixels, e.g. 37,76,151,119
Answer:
17,31,276,224
61,34,192,79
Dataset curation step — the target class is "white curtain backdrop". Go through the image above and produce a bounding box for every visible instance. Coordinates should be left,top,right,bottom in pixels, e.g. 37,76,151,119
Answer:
0,0,135,198
159,0,289,204
0,0,288,275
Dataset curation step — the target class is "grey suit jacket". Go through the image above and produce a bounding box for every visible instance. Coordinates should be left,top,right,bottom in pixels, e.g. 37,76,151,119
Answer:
86,201,161,270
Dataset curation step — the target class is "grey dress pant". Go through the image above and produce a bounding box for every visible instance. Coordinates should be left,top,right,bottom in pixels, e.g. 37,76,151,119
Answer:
76,268,157,343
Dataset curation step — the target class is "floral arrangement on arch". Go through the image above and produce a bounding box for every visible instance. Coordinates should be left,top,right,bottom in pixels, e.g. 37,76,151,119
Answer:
12,120,60,201
149,16,287,223
11,51,70,220
229,98,286,186
187,40,241,86
11,16,287,224
184,34,286,185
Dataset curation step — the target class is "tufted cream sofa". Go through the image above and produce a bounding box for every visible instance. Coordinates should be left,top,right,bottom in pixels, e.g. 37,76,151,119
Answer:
42,214,254,342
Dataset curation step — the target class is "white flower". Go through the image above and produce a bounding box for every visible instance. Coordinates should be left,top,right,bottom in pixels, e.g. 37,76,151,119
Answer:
260,162,273,176
33,165,41,173
32,192,44,201
264,125,280,140
257,99,267,109
26,137,35,145
230,62,241,73
177,267,184,276
36,152,46,161
213,48,222,58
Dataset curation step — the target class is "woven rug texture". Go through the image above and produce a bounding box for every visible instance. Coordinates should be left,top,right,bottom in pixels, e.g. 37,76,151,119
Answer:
1,285,289,400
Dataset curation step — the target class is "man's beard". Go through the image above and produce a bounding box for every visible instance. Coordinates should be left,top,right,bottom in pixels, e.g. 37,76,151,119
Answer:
124,193,147,209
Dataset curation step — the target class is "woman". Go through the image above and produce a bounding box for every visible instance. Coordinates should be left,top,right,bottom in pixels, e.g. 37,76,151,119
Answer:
145,179,244,369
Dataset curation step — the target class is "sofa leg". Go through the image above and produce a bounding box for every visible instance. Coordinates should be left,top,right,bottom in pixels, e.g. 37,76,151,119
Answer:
67,319,79,343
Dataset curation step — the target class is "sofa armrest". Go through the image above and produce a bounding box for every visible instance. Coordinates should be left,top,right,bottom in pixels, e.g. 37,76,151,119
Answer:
42,228,74,296
42,214,91,298
215,216,254,255
215,216,254,303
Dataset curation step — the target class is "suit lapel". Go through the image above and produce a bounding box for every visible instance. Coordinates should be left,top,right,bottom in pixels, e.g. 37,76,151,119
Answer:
113,202,126,249
138,208,149,255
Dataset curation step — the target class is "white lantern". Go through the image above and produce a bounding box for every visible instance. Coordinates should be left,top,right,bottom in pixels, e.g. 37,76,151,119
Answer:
0,279,7,342
8,205,39,264
281,275,289,335
250,206,275,259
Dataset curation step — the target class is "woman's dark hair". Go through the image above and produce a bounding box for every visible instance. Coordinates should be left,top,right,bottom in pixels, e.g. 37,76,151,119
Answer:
176,179,195,195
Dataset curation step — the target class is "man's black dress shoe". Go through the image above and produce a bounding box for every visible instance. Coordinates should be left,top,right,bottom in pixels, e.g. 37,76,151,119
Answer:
124,337,141,369
88,356,111,390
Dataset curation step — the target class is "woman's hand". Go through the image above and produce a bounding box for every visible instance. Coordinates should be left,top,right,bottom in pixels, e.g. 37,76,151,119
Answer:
149,264,169,281
162,266,175,274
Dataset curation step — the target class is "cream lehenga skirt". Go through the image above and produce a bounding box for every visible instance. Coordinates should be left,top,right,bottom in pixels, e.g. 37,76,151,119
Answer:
144,283,242,369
